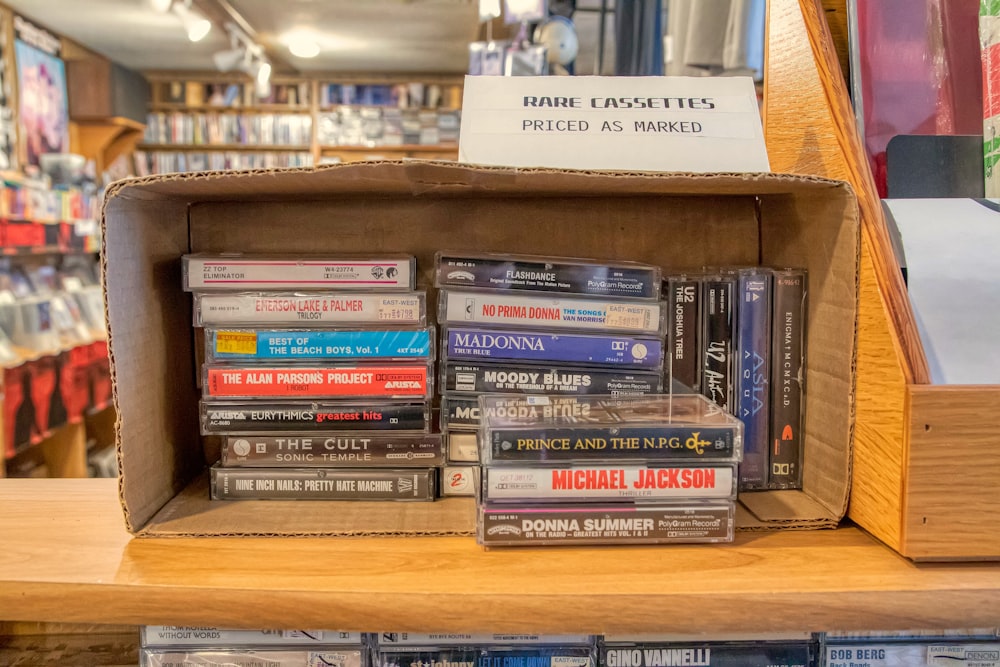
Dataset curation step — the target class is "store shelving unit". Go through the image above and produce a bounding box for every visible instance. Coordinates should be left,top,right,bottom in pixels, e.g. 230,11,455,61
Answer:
0,0,997,634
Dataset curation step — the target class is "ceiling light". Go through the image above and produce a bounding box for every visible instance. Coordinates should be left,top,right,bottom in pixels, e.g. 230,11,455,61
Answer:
479,0,501,21
213,47,245,72
149,0,173,13
256,60,271,86
173,1,211,42
289,41,320,59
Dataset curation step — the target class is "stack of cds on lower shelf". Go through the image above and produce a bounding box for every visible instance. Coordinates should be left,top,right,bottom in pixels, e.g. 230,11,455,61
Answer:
374,633,597,667
434,251,667,497
476,393,742,547
140,626,366,667
601,634,817,667
183,254,443,501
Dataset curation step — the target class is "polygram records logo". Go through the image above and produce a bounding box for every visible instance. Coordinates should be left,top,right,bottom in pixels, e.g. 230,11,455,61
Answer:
631,343,648,360
232,439,251,456
487,524,521,536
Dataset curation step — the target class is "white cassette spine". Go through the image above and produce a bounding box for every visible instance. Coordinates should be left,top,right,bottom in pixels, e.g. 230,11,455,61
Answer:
196,293,425,325
186,257,413,290
485,465,736,501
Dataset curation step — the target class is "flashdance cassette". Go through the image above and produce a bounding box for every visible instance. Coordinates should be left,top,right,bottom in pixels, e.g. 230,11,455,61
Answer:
205,327,434,362
376,634,595,647
447,431,479,463
435,251,662,298
210,465,437,501
441,466,478,496
480,394,743,465
735,269,772,490
438,289,664,334
140,627,363,646
194,291,426,326
221,433,444,467
769,269,807,490
443,362,662,396
376,646,595,667
602,639,815,667
478,501,735,547
203,364,432,399
824,641,1000,667
443,327,663,369
666,275,701,392
200,400,431,434
482,464,737,503
700,276,735,411
142,647,364,667
182,253,415,291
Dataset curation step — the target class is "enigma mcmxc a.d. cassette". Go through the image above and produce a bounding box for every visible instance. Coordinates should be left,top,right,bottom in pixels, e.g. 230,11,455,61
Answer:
478,501,735,546
203,364,432,399
141,647,364,667
205,327,434,362
194,291,426,326
221,433,444,467
210,466,437,501
482,464,737,503
480,394,742,465
438,289,664,334
443,327,663,369
443,362,662,396
769,269,807,490
200,401,430,434
434,251,661,298
182,253,415,291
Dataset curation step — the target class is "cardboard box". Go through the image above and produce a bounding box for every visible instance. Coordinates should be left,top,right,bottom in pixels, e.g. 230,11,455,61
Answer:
103,162,859,537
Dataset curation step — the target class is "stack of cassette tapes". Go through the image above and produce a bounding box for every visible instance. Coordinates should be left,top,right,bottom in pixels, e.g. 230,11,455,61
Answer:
435,251,667,497
184,254,443,501
476,392,742,547
374,632,597,667
140,626,366,667
666,268,807,493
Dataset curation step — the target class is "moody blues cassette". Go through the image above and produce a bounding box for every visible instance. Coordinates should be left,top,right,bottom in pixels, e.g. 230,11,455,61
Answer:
479,394,743,465
478,501,734,547
221,433,444,467
210,466,437,501
142,647,364,667
183,253,415,291
483,464,737,503
194,291,426,326
206,327,434,362
200,401,430,434
434,251,661,298
444,327,663,369
203,364,432,399
443,362,661,396
438,289,664,334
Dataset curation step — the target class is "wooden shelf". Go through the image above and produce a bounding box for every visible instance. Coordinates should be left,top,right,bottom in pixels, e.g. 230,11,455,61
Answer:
1,478,999,631
149,104,312,114
137,144,311,152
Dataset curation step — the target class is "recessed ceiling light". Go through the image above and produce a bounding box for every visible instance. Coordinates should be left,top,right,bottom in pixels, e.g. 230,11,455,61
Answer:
289,41,321,58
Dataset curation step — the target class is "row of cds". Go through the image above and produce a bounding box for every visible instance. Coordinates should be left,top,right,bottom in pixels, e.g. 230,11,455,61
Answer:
144,111,313,147
140,626,1000,667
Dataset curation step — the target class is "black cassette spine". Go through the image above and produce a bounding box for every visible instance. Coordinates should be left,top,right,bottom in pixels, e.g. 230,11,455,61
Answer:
444,362,661,396
488,426,737,463
700,278,735,412
668,277,701,391
210,467,436,500
769,270,806,489
201,401,430,433
221,434,444,467
601,641,815,667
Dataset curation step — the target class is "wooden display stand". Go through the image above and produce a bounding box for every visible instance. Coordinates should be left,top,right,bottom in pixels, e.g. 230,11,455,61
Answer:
766,1,1000,561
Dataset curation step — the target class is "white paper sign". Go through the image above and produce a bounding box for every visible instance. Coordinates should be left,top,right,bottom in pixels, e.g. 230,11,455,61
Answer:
460,75,769,172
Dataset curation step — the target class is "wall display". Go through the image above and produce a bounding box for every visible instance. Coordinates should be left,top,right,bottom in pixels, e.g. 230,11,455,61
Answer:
13,15,68,168
0,12,18,171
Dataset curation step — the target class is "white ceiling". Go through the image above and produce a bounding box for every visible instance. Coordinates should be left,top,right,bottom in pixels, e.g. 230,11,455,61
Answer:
4,0,483,74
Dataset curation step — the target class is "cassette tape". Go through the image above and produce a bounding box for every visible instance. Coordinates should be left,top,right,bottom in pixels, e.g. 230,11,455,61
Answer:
140,627,363,647
141,647,364,667
447,430,479,463
203,363,432,400
824,641,1000,667
602,639,815,667
200,400,431,434
206,327,434,362
183,253,415,291
482,464,737,503
376,646,595,667
376,633,595,647
441,466,479,496
435,250,662,298
700,276,736,412
443,327,663,369
438,289,665,335
735,268,772,491
479,394,743,465
443,362,662,396
666,275,702,392
478,501,735,547
769,268,807,490
221,433,444,467
210,465,437,501
194,291,426,326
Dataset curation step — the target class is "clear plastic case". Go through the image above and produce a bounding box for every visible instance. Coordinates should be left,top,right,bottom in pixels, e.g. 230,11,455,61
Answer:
142,647,364,667
202,362,434,400
220,433,444,468
183,253,415,291
200,400,431,435
205,327,435,363
194,291,426,327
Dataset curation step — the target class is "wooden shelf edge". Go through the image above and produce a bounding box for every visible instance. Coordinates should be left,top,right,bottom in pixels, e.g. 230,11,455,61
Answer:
1,479,999,631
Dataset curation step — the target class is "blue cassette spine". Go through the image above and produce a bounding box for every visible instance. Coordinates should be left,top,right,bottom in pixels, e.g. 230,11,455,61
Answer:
378,648,594,667
736,271,772,490
445,328,663,369
208,328,433,361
